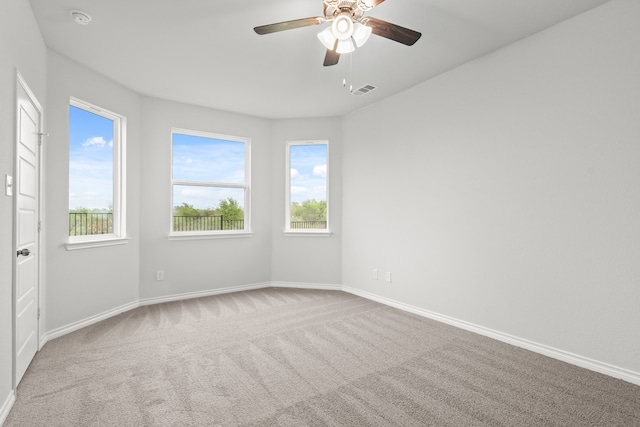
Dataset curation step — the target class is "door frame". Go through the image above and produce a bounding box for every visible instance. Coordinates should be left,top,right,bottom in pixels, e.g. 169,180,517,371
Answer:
13,70,44,390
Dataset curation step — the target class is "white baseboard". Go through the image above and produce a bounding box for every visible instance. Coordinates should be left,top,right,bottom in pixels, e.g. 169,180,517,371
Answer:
271,281,342,291
44,300,140,342
42,283,273,343
38,282,640,387
0,390,16,426
342,286,640,387
39,331,48,350
138,282,271,306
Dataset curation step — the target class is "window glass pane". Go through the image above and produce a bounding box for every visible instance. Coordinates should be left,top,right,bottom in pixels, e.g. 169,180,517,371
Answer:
173,185,245,231
69,105,114,236
289,143,327,230
171,129,249,235
172,133,245,183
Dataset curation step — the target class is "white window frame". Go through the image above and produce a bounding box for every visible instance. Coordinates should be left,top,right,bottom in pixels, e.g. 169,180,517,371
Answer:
66,98,127,250
285,140,330,236
169,128,251,240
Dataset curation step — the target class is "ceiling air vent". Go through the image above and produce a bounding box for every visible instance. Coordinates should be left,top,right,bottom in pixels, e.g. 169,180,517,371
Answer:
351,84,377,96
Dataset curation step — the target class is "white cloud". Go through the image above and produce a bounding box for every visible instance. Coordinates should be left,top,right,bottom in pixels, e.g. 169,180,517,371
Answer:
82,136,111,150
313,164,327,178
290,168,300,179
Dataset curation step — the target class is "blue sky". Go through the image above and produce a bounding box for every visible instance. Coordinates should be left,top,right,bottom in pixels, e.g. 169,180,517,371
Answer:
69,120,325,211
290,144,327,204
69,106,114,210
172,133,246,210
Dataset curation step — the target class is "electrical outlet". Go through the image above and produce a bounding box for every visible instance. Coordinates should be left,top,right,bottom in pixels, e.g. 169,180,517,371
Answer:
372,269,378,280
385,272,392,283
156,270,164,281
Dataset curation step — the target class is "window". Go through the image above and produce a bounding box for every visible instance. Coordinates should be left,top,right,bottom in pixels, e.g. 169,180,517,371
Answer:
171,129,250,236
68,98,126,243
286,141,329,233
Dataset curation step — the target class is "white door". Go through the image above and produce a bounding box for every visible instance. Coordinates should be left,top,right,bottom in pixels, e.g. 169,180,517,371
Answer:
15,75,42,385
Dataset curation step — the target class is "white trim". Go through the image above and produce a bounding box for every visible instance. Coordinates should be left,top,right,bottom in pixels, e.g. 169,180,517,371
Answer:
285,140,329,233
68,97,127,242
138,282,271,306
37,281,640,387
0,391,16,426
167,232,252,241
172,180,247,189
170,128,251,235
65,236,131,251
44,300,140,342
39,330,48,350
42,283,272,343
283,231,333,237
271,281,342,291
171,127,246,143
342,285,640,386
0,390,16,426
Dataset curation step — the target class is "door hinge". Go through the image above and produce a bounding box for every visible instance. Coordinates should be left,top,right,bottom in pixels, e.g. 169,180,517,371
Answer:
37,132,49,146
38,220,41,232
37,308,41,319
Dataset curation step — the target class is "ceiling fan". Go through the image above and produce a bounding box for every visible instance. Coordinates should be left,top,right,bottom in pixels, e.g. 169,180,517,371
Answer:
254,0,421,66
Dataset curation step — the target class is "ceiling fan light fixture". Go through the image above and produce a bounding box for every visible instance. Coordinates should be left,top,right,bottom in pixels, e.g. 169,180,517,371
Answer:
352,22,372,47
318,13,369,53
318,27,337,50
331,13,354,40
336,38,355,54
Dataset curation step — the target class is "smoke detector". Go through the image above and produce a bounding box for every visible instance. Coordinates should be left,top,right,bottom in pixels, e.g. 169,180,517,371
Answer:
70,10,92,25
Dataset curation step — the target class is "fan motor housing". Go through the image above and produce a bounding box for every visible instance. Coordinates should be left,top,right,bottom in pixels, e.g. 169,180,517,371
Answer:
323,0,365,21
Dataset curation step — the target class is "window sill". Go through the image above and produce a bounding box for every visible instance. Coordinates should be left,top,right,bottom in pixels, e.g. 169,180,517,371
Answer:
65,236,131,251
283,230,332,237
168,231,253,241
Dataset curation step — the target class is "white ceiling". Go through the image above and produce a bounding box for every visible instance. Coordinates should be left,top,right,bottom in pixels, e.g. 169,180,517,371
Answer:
28,0,612,119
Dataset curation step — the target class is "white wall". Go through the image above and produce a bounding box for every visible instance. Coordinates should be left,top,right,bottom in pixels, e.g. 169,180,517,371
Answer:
138,97,272,300
44,51,141,332
270,118,343,286
0,0,47,419
4,2,639,415
342,0,640,375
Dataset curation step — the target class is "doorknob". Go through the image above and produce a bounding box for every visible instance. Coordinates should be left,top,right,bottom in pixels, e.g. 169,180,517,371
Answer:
17,248,31,257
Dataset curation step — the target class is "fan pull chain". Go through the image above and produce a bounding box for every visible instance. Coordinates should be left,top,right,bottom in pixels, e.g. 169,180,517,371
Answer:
341,53,354,92
349,53,353,93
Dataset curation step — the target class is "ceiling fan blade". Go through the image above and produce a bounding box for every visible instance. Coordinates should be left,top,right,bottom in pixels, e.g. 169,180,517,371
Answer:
254,17,324,35
323,40,340,66
364,17,421,46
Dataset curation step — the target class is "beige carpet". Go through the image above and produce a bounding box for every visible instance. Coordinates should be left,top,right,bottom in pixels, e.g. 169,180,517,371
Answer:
5,288,640,426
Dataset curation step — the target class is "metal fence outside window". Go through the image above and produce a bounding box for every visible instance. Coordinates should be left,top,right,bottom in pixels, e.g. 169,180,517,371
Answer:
289,220,327,229
69,212,113,236
173,216,245,231
69,214,326,235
